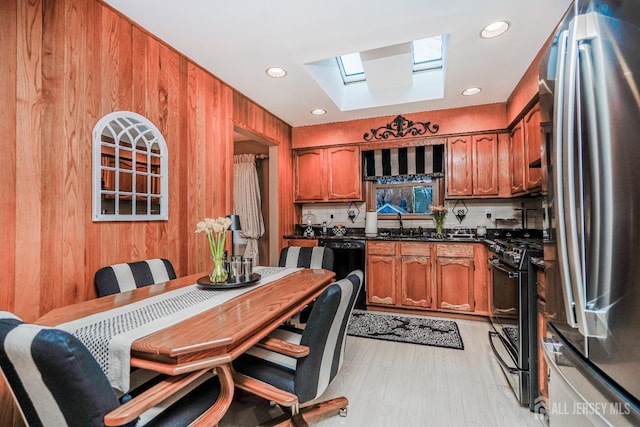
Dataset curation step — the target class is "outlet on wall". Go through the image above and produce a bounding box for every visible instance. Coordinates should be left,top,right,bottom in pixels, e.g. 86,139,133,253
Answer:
485,208,492,219
329,209,335,219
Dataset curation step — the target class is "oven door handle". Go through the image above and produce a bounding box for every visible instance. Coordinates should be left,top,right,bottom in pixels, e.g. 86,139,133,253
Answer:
488,331,519,375
489,262,519,279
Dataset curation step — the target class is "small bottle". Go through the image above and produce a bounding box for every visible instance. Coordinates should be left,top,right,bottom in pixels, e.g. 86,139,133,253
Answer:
322,221,327,235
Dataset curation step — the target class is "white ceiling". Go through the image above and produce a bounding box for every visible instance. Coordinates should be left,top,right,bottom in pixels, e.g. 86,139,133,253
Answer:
103,0,571,128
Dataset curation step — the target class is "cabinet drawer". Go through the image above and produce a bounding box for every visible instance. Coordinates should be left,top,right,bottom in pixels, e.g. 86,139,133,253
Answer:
436,243,473,258
367,241,396,256
400,242,431,256
286,239,318,247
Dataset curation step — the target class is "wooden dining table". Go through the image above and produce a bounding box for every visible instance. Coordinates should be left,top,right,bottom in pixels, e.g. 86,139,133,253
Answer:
36,267,336,425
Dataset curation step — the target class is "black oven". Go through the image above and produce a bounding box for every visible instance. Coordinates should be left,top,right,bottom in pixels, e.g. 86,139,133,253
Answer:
318,239,366,310
487,238,542,410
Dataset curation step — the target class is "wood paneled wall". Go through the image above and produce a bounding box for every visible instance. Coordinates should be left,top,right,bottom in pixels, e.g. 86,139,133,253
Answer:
1,0,293,421
0,0,292,319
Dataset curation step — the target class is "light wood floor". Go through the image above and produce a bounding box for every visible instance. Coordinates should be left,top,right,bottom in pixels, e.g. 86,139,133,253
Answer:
220,314,546,427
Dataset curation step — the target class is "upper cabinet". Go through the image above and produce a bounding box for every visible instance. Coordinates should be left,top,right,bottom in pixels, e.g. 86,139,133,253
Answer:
472,134,499,196
294,145,362,203
509,101,543,196
510,121,526,194
524,104,543,191
446,136,472,197
447,133,498,198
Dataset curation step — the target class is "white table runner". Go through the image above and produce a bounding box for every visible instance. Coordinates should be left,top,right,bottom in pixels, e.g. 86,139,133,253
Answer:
56,266,299,392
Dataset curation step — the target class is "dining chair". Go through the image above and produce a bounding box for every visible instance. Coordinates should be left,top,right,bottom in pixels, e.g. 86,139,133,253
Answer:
94,258,177,297
279,246,334,326
232,270,363,425
0,311,231,427
278,246,334,270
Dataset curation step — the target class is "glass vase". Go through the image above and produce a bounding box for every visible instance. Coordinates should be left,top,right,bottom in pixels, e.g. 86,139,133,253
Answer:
209,254,228,283
435,218,445,235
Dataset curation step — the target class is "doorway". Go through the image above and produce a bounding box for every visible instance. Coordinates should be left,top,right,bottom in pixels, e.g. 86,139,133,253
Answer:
233,129,276,265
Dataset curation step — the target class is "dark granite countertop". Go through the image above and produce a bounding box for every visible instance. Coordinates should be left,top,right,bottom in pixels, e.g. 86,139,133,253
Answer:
283,233,489,244
285,227,543,245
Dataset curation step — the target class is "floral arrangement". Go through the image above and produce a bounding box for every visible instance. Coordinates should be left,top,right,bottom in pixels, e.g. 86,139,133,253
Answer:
429,205,448,234
195,217,232,282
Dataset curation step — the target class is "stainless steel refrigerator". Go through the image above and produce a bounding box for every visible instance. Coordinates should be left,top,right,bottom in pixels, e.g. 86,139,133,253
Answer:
539,0,640,425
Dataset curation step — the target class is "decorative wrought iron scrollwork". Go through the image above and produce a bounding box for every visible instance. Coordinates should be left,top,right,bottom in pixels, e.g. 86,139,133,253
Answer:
363,115,439,141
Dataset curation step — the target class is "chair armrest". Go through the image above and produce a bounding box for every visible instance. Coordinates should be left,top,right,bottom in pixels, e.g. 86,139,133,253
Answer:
104,368,212,426
255,337,310,358
233,370,299,408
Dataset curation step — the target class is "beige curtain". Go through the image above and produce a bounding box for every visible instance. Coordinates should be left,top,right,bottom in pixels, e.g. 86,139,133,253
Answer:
233,154,265,265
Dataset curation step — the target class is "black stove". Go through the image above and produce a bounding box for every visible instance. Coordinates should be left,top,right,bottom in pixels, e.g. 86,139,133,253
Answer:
487,235,543,409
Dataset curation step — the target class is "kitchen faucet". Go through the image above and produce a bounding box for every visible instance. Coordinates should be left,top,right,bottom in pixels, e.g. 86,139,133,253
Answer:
397,212,404,235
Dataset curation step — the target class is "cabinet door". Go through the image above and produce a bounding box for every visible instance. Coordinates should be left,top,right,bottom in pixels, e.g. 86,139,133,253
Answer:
294,149,324,202
436,257,475,312
538,299,549,408
510,120,525,194
447,136,472,196
366,255,396,306
326,145,362,200
472,134,499,196
524,104,543,190
400,255,433,308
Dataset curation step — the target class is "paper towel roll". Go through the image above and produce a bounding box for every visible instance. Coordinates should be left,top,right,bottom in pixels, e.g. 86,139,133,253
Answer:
365,212,378,236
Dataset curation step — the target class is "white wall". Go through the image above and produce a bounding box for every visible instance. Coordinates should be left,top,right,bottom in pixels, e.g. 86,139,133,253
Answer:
300,197,544,233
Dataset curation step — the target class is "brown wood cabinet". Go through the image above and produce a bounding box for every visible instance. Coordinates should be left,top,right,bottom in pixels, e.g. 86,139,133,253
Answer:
293,149,324,201
447,133,499,198
524,104,543,191
366,242,397,305
536,269,549,408
400,242,433,309
510,121,526,194
472,134,499,196
293,145,362,202
508,101,543,196
366,241,488,315
285,239,318,247
447,136,473,197
435,244,475,312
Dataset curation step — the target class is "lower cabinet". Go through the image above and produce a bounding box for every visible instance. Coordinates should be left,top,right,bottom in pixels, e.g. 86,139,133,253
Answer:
366,241,487,315
285,238,317,247
400,243,433,309
435,244,475,312
366,242,397,305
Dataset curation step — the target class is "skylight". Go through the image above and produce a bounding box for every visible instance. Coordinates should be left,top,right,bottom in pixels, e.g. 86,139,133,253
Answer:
336,53,366,84
336,35,443,85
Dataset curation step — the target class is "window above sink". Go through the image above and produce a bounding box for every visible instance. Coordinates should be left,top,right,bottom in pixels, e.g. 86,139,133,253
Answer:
365,176,444,220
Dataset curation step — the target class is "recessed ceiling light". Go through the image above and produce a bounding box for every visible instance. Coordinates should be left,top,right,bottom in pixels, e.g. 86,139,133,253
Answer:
310,108,326,116
462,87,481,96
266,67,287,78
480,21,510,39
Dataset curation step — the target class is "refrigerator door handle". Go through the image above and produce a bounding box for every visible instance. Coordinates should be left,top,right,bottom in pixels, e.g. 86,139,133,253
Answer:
553,29,579,328
576,13,614,339
553,26,582,329
563,15,597,337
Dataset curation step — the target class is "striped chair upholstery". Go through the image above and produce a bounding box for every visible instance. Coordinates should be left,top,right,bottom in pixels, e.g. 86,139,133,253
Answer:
94,258,177,297
233,270,363,407
279,246,334,326
278,246,334,270
0,312,221,427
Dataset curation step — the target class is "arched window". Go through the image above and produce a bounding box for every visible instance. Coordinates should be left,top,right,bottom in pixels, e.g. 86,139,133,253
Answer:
92,111,168,221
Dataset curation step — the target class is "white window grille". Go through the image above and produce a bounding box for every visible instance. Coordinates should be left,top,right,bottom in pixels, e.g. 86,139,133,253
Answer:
92,111,168,221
